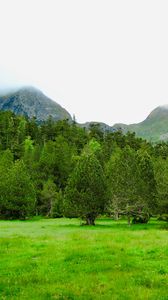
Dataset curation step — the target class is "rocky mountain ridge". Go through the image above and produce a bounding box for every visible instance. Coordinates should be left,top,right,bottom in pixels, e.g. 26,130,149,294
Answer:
0,86,71,122
0,86,168,142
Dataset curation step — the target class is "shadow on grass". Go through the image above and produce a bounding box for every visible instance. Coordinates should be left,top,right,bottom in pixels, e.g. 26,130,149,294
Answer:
1,217,167,231
57,219,168,231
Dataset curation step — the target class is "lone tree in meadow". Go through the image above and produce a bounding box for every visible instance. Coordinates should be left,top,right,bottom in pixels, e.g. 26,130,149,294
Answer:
64,141,107,225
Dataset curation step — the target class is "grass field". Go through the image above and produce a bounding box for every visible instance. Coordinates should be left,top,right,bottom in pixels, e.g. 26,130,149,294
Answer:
0,218,168,300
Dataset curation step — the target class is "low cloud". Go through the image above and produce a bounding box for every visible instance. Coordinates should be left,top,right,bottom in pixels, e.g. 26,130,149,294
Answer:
0,85,22,96
160,104,168,109
0,69,27,96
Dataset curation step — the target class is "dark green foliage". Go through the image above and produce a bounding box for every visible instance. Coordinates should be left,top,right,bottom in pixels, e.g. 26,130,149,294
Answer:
106,147,139,216
0,157,36,219
132,213,150,224
137,150,156,211
39,136,73,188
38,178,64,218
106,146,156,224
50,189,64,218
154,158,168,215
39,179,57,216
88,123,104,142
64,142,107,225
153,142,168,159
0,110,167,221
157,214,168,221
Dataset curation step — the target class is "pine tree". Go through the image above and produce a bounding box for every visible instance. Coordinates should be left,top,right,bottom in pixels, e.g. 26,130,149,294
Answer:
106,146,141,224
64,142,107,225
0,159,36,219
154,157,168,217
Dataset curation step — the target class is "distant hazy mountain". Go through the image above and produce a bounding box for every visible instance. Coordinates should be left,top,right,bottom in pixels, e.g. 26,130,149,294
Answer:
79,121,115,132
0,86,168,142
112,105,168,142
79,106,168,142
0,86,72,122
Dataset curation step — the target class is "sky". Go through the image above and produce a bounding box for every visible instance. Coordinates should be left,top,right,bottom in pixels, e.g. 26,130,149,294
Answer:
0,0,168,125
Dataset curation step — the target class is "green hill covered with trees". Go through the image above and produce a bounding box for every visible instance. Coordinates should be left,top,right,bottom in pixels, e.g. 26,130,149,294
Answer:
112,106,168,142
0,111,167,223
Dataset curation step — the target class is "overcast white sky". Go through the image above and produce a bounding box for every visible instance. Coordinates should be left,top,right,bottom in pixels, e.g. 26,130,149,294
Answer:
0,0,168,125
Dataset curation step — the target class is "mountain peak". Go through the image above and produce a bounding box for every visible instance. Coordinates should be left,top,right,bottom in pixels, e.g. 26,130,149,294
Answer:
111,105,168,142
0,86,71,122
145,105,168,122
18,86,44,94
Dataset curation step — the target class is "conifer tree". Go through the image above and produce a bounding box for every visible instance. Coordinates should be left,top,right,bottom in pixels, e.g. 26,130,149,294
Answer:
64,141,107,225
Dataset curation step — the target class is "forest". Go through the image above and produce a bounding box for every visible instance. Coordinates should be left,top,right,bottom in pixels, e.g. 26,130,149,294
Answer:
0,110,167,224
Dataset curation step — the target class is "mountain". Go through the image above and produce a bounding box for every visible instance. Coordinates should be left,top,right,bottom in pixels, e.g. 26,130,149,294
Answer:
79,106,168,142
79,121,115,132
112,105,168,142
0,86,168,142
0,86,72,122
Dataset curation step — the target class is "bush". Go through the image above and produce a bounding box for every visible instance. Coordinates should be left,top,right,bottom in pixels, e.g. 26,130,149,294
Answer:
157,214,168,222
132,213,150,224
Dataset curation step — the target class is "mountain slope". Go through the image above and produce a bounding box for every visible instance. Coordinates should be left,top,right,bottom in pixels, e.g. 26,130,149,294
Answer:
0,86,71,122
0,86,168,142
79,106,168,142
79,121,115,132
112,106,168,142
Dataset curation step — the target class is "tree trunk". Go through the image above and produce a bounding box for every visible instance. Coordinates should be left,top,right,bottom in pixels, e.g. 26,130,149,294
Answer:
114,211,119,221
127,215,131,226
48,202,52,217
86,216,95,225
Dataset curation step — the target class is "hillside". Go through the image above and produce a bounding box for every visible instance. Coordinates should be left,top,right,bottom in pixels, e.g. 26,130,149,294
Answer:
0,86,72,122
80,106,168,142
112,106,168,142
79,121,115,132
0,87,168,142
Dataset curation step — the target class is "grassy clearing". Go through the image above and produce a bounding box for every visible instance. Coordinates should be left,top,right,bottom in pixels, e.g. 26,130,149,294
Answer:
0,218,168,300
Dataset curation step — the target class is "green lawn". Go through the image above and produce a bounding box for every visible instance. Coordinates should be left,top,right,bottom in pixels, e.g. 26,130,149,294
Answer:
0,218,168,300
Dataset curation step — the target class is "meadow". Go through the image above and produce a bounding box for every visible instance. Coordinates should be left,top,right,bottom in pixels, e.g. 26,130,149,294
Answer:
0,218,168,300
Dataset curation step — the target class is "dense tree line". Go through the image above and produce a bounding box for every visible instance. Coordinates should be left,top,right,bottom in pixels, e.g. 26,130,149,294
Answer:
0,111,167,223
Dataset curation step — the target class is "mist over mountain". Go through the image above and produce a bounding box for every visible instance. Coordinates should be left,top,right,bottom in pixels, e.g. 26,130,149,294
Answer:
0,86,21,96
0,86,72,122
0,86,168,142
